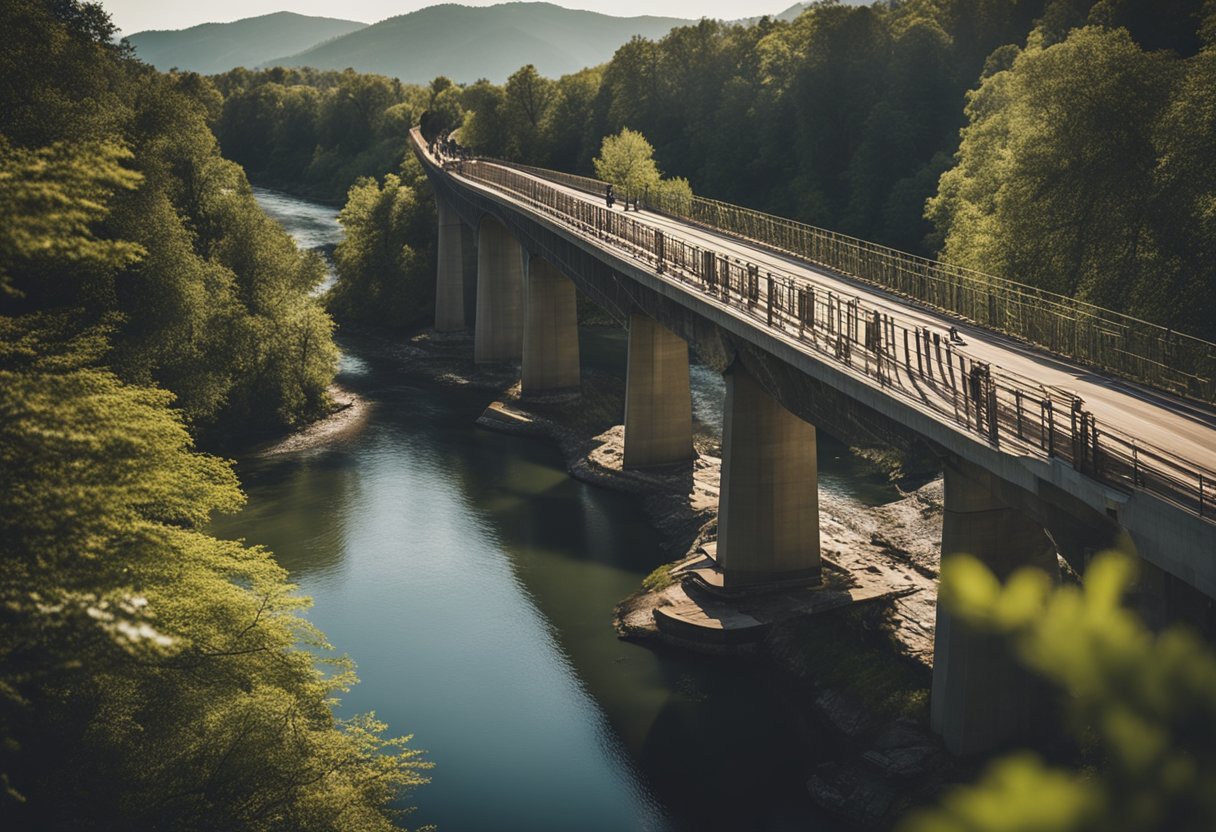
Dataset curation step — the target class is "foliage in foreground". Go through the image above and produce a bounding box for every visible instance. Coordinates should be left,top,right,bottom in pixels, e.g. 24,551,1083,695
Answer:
901,552,1216,832
0,321,431,830
1,0,338,437
1,3,425,828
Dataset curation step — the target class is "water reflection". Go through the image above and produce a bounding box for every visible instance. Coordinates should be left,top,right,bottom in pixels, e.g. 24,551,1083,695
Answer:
231,187,842,831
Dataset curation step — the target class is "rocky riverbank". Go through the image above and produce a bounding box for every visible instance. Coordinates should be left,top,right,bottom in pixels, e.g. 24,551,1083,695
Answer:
333,323,973,828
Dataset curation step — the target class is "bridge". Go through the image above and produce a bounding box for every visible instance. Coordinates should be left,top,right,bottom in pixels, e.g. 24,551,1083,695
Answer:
409,128,1216,755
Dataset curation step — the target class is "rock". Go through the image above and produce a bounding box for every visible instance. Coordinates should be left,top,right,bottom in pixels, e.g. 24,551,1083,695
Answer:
815,688,881,739
861,746,945,779
808,761,899,828
871,717,936,750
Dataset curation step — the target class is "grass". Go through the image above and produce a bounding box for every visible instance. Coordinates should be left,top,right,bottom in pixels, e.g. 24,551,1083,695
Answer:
641,562,677,592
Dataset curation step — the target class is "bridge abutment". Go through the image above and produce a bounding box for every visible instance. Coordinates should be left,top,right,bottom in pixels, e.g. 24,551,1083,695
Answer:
930,457,1059,756
521,254,580,395
435,197,466,331
474,216,525,363
623,313,694,468
716,364,820,586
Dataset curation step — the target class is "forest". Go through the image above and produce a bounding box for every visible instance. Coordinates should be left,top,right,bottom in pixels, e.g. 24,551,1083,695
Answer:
213,0,1216,341
0,2,428,829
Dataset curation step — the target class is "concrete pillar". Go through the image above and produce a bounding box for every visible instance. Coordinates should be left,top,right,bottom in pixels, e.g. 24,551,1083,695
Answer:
435,197,465,331
716,364,820,587
930,457,1059,756
474,216,524,363
460,220,479,328
521,254,580,395
623,313,694,468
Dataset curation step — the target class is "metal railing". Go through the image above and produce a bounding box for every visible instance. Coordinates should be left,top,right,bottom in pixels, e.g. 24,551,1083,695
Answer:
485,157,1216,406
431,150,1216,526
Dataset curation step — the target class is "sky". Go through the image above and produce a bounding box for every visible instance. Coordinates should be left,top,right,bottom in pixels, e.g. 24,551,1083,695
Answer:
101,0,804,35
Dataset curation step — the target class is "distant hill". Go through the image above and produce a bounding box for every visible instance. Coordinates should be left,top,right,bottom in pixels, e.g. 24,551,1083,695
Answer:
262,2,694,83
127,12,367,74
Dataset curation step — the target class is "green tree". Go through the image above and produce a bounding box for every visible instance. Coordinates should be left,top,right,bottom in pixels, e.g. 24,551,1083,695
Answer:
900,551,1216,832
593,128,663,194
328,157,437,329
0,320,430,830
503,64,555,162
0,139,143,301
927,27,1177,306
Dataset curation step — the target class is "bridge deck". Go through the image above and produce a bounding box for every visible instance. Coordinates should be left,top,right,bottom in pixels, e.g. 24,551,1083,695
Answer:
432,146,1216,524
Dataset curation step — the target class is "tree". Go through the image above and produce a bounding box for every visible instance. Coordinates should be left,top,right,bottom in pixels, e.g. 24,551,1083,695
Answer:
593,128,663,195
927,27,1178,307
0,139,143,301
0,319,430,830
503,64,555,162
900,551,1216,832
328,157,437,329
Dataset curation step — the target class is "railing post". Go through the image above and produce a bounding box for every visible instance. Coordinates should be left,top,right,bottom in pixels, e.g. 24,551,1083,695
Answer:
904,328,911,371
655,230,665,273
766,272,774,327
987,370,999,446
1044,399,1055,456
1015,389,1024,439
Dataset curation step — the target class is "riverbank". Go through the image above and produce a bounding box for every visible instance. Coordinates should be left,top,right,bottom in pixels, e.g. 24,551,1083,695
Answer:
325,322,974,828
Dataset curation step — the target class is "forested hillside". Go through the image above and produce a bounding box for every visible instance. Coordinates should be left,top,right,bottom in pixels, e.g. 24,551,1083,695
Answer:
212,67,435,202
127,11,367,75
262,2,695,83
207,0,1216,339
453,0,1216,339
0,2,428,829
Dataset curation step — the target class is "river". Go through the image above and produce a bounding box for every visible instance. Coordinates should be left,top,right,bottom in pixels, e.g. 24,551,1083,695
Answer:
215,187,898,831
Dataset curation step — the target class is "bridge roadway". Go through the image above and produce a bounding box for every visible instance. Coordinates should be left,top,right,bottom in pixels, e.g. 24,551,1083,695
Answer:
414,130,1216,754
489,163,1216,473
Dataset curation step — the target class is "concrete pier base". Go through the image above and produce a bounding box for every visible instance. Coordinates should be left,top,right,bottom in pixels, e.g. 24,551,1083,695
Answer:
474,216,524,363
521,255,580,395
435,198,466,331
930,457,1059,756
623,313,694,468
716,365,820,587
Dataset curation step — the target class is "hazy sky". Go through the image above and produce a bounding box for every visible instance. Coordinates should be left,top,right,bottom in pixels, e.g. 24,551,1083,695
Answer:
102,0,803,35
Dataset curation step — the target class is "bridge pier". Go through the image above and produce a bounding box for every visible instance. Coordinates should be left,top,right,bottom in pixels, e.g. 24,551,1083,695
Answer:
931,457,1059,756
716,364,820,586
521,254,580,395
435,197,466,331
623,313,694,468
474,216,524,363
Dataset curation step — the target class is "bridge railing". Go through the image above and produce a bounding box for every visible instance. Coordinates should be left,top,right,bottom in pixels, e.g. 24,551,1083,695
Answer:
479,156,1216,406
445,156,1216,525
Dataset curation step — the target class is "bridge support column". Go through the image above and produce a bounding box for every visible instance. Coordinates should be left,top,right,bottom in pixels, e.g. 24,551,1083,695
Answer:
435,197,465,331
474,216,524,363
623,313,693,468
931,457,1059,756
521,254,580,395
716,364,819,586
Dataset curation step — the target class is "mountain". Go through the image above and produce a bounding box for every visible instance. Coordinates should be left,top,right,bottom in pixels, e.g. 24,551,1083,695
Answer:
262,2,695,83
127,12,367,74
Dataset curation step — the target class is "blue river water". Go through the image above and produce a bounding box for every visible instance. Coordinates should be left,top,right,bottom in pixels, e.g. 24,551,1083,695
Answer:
210,187,893,830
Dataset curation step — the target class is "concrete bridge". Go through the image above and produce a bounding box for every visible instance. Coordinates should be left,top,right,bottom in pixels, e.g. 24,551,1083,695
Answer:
409,129,1216,755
